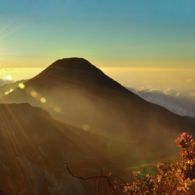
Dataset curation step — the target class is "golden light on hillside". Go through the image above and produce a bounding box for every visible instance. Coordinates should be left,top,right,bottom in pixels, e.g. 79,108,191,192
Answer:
4,88,14,95
30,90,38,97
18,83,25,89
54,106,61,113
82,124,90,131
40,97,46,104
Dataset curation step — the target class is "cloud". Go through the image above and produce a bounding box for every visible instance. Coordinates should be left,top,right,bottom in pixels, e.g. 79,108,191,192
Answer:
163,88,181,97
0,79,13,86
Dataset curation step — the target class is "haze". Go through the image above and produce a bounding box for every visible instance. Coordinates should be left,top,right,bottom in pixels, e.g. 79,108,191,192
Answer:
0,0,195,95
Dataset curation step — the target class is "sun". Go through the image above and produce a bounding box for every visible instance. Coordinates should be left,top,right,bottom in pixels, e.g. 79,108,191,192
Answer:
3,75,12,81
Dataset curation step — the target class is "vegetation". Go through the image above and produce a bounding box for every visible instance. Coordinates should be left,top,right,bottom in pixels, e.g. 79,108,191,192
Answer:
67,132,195,194
121,132,195,195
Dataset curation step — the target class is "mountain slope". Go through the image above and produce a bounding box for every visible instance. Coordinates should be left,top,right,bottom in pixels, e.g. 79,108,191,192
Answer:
0,103,114,195
2,58,195,161
0,80,26,98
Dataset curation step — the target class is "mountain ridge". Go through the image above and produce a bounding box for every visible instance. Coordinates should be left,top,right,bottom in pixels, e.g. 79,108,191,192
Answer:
0,102,115,194
29,57,145,103
1,58,195,163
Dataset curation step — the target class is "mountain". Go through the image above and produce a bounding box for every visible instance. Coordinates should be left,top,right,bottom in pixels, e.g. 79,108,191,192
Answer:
0,79,13,86
0,103,114,195
2,58,195,162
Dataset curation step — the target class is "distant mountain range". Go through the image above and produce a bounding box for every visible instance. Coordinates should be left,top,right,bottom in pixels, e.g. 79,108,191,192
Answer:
0,58,195,194
0,79,13,86
131,89,195,118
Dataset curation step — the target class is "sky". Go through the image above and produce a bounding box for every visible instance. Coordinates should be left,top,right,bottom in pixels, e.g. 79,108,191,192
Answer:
0,0,195,93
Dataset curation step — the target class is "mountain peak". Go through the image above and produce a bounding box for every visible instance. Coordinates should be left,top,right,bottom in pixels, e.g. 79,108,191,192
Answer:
26,57,140,99
48,57,102,73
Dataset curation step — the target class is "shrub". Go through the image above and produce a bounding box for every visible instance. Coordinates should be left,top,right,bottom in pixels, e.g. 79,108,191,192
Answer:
122,132,195,195
67,132,195,194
